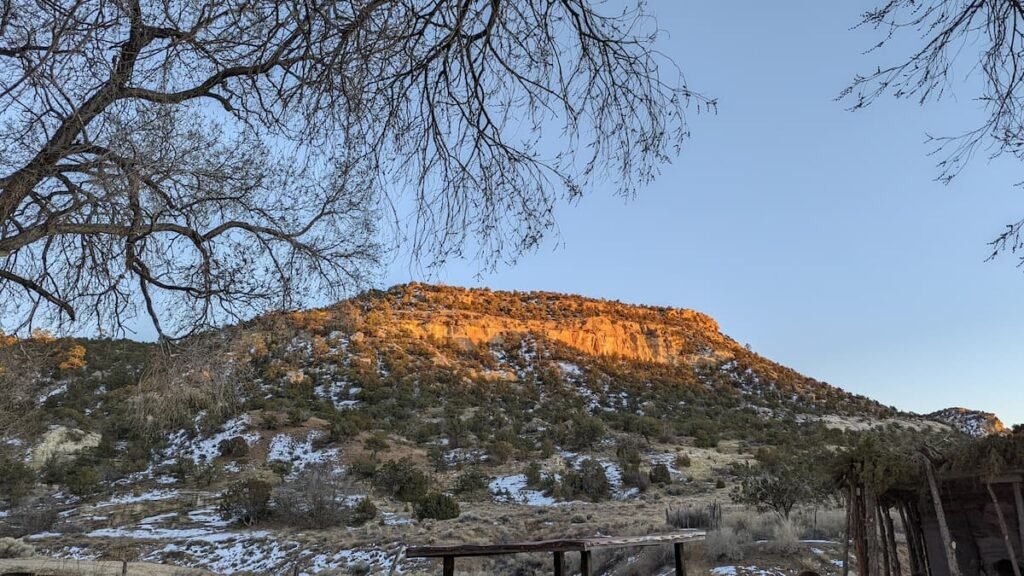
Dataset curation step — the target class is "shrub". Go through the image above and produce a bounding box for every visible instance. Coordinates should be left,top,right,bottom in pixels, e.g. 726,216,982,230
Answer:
349,454,378,479
453,468,490,498
560,458,610,502
168,457,197,482
715,478,726,489
64,464,101,496
764,518,801,556
415,493,460,520
667,503,721,530
373,458,430,502
565,416,606,451
218,436,250,458
273,463,350,529
649,464,672,485
220,478,272,526
363,433,390,455
694,431,719,449
488,440,515,464
269,461,292,479
0,498,59,538
621,468,650,493
0,456,35,504
349,497,378,526
704,528,747,562
524,461,542,488
0,537,33,559
674,453,692,468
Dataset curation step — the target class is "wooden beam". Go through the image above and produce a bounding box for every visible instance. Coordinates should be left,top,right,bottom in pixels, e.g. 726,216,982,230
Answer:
579,550,592,576
553,551,564,576
926,458,962,576
987,483,1022,576
443,556,454,576
1014,482,1024,561
883,506,902,576
842,482,852,576
405,531,706,558
674,542,687,576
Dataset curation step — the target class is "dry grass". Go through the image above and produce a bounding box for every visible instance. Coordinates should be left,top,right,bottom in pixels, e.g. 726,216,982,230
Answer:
0,558,212,575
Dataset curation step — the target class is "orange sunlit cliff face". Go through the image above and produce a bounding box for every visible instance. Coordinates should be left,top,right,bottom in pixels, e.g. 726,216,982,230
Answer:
270,283,887,416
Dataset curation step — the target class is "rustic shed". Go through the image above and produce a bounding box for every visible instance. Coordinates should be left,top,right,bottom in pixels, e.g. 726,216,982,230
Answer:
838,435,1024,576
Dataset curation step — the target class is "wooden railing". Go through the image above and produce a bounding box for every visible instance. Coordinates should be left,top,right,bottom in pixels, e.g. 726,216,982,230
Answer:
406,530,707,575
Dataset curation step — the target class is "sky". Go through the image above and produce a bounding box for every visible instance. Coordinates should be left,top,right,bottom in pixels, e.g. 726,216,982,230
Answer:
382,2,1024,426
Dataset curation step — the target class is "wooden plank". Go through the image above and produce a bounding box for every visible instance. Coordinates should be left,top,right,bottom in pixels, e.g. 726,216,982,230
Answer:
443,556,454,576
406,531,706,558
987,483,1022,576
926,458,962,576
1015,482,1024,562
553,551,565,576
842,482,852,576
674,542,687,576
580,550,592,576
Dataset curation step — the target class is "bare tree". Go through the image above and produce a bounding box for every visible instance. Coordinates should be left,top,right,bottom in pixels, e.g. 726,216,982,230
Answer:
843,0,1024,265
0,0,703,337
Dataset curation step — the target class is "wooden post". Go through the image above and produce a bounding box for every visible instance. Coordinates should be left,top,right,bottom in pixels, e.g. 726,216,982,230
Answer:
842,482,852,576
898,501,922,576
580,550,592,576
674,542,687,576
865,485,882,576
878,504,892,576
443,556,454,576
925,458,962,576
987,482,1022,576
1014,481,1024,560
121,560,128,576
883,505,902,576
910,500,931,576
553,551,565,576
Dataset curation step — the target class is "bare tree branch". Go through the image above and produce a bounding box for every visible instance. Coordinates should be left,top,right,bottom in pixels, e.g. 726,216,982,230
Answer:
0,0,702,336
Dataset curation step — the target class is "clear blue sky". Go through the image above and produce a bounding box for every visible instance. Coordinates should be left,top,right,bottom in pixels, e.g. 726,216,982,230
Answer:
384,2,1024,426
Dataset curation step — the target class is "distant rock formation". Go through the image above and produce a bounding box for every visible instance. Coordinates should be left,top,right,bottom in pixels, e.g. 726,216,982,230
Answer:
926,407,1006,437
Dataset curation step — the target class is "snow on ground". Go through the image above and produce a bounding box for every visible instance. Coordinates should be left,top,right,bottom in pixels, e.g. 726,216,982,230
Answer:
444,447,488,466
302,548,396,575
711,568,788,576
52,546,101,560
37,383,68,404
489,474,556,506
557,361,582,377
95,489,179,507
162,415,261,464
144,532,297,574
313,379,361,410
26,531,63,540
267,431,340,475
380,511,415,526
650,452,685,480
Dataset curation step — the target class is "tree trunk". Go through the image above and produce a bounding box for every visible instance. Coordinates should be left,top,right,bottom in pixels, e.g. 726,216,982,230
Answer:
987,483,1022,576
925,458,961,576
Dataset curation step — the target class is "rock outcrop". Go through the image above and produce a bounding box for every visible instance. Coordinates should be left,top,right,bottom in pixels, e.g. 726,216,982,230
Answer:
926,407,1006,438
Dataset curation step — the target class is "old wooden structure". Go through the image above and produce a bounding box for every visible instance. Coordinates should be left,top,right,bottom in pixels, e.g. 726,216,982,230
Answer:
406,530,706,575
841,442,1024,576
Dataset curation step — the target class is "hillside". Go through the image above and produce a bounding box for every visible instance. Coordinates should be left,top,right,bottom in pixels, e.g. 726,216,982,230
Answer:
926,407,1006,437
0,284,979,575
